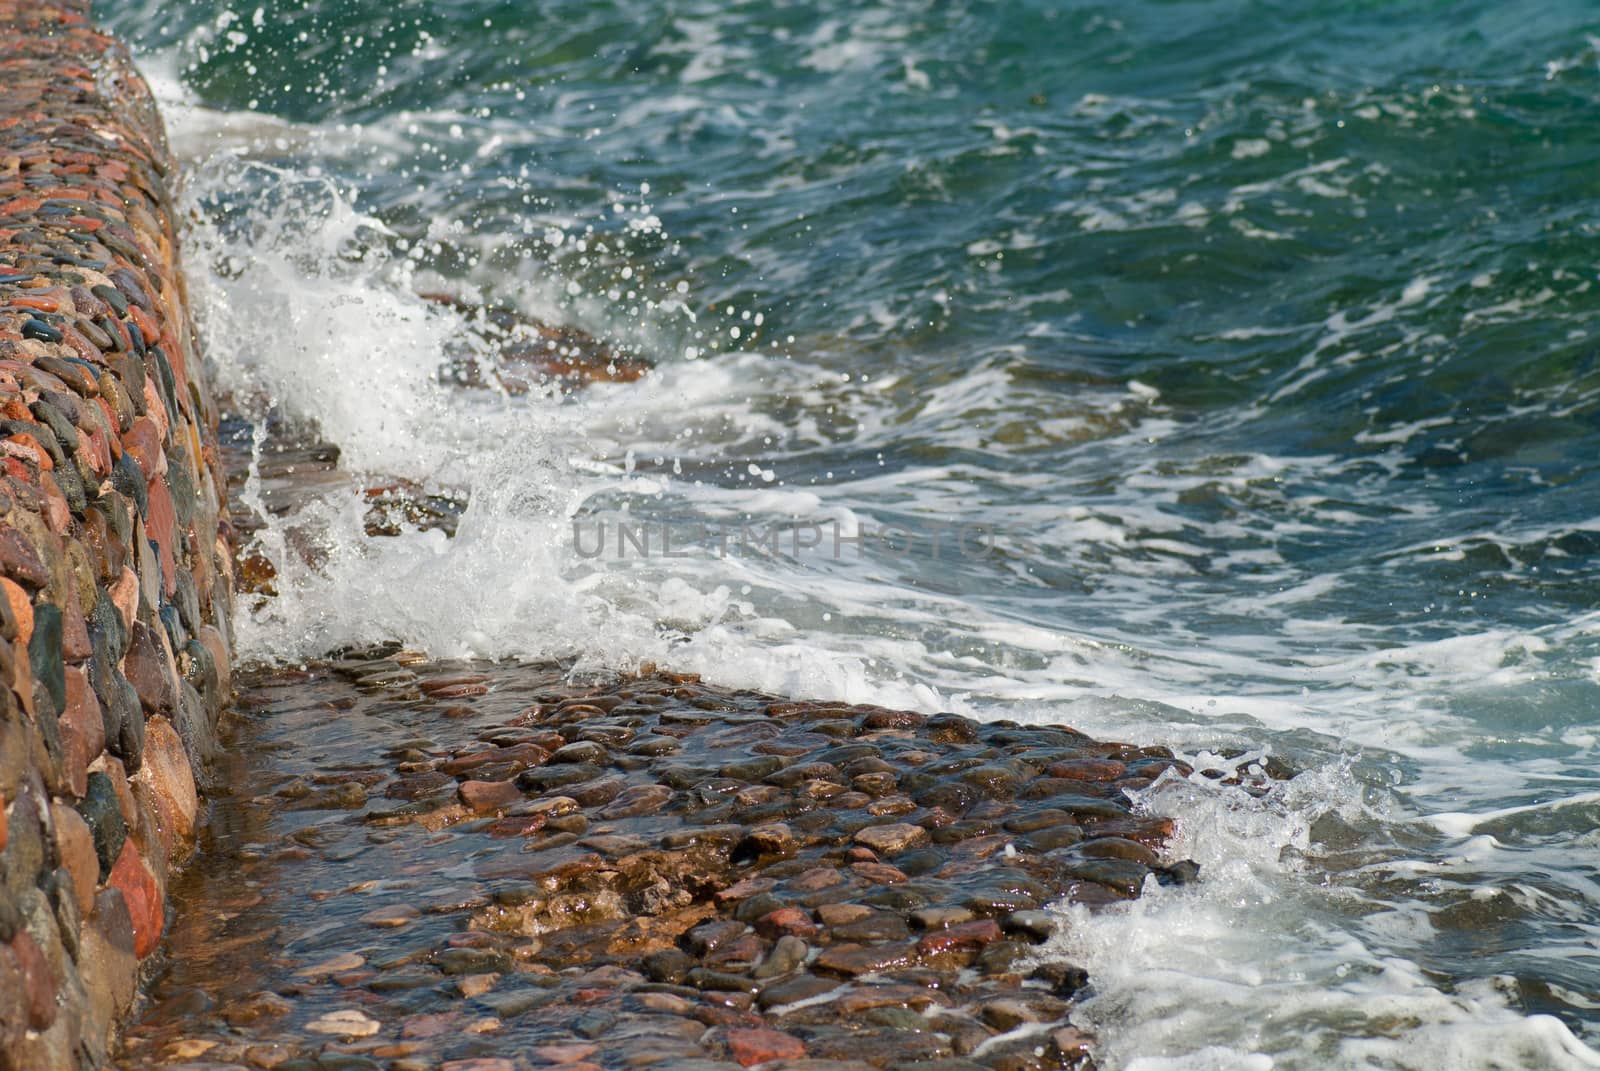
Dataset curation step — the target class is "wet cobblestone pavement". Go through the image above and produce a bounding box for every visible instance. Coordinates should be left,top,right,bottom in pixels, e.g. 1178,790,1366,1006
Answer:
113,655,1201,1071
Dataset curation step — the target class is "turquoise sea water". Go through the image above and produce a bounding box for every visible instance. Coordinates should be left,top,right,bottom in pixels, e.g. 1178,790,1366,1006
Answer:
101,1,1600,1066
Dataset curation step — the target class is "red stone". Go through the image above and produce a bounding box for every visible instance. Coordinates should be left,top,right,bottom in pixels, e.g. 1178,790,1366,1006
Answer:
484,813,546,838
121,416,163,479
107,837,163,958
142,476,177,595
788,867,843,892
440,742,546,776
849,861,908,885
724,1027,806,1067
714,876,777,904
916,919,1002,956
754,907,819,941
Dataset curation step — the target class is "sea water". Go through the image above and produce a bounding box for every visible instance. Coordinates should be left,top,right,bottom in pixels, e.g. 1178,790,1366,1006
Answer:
97,0,1600,1066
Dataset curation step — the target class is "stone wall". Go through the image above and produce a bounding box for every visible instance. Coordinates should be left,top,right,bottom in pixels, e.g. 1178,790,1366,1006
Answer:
0,2,234,1068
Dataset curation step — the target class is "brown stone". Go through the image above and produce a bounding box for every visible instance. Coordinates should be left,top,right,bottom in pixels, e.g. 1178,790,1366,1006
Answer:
531,1042,599,1064
1044,758,1126,782
814,941,920,977
852,822,929,855
715,875,778,904
0,577,31,646
0,528,47,589
123,619,177,716
361,904,420,928
61,595,91,660
738,822,797,858
51,802,98,917
108,568,137,633
77,887,137,1049
58,665,105,797
134,716,197,855
10,930,56,1030
978,999,1038,1032
441,1056,515,1071
599,783,673,819
0,940,23,1057
1076,836,1160,865
758,972,842,1009
724,1027,806,1066
107,837,162,958
816,903,872,927
459,779,522,813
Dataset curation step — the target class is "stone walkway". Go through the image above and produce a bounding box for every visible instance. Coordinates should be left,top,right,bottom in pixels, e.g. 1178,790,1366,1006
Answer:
114,655,1200,1071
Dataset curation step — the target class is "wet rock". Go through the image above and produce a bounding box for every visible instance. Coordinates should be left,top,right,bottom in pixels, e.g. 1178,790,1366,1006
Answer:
915,920,1001,957
723,1027,807,1066
832,912,911,943
752,934,809,979
76,771,126,881
306,1010,381,1037
107,838,162,957
814,941,920,977
978,999,1038,1032
1045,759,1125,782
853,823,929,856
1028,961,1088,999
135,715,197,853
755,907,819,941
734,822,798,862
975,940,1032,977
1002,911,1058,943
817,904,873,927
549,740,609,765
644,948,696,984
459,779,522,813
1155,859,1200,886
1075,836,1159,865
757,972,841,1009
590,782,671,821
810,1028,953,1066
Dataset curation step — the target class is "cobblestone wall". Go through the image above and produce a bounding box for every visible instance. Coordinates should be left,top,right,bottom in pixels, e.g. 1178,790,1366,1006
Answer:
0,3,234,1068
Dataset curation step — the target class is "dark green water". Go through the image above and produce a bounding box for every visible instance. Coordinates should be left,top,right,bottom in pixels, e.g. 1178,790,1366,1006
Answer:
99,1,1600,1066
